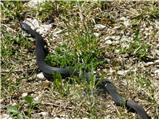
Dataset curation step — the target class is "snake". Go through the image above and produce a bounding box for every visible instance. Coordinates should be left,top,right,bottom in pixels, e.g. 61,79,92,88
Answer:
20,22,150,119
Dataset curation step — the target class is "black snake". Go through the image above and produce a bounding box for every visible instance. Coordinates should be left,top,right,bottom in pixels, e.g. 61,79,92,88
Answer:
21,22,150,119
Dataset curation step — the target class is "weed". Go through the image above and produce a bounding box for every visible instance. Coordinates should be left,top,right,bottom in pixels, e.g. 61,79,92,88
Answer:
147,3,159,19
1,1,158,119
1,25,32,58
7,95,39,119
45,31,103,98
1,1,27,23
119,29,149,60
46,29,102,98
130,2,158,27
23,95,39,117
7,104,25,119
1,25,32,97
32,1,55,22
135,73,156,102
1,74,20,98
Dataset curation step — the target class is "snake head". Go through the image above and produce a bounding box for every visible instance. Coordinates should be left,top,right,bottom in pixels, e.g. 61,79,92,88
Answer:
20,22,33,33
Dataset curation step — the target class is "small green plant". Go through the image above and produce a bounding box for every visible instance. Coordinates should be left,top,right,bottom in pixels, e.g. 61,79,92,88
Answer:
131,29,149,59
1,25,32,58
45,44,76,67
53,72,69,96
23,95,39,117
136,74,151,88
119,29,149,60
33,1,55,22
7,95,39,118
130,2,158,28
46,31,103,71
1,27,16,58
7,104,25,119
1,1,27,23
147,4,158,19
45,24,103,99
135,73,156,101
1,1,158,118
46,32,103,93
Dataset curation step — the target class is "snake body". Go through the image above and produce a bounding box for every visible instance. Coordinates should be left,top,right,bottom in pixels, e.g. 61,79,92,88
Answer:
21,22,150,119
21,22,77,80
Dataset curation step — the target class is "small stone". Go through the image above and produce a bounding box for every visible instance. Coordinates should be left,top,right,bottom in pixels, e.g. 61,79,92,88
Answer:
105,39,112,44
1,114,12,119
23,18,52,35
115,49,120,53
120,17,130,27
155,20,159,29
145,62,154,66
38,112,48,117
124,19,130,27
0,98,4,103
94,24,106,30
0,104,5,109
105,36,120,41
117,70,129,76
104,36,111,41
12,103,17,106
111,36,121,41
121,42,129,48
93,32,100,37
34,96,40,102
37,72,45,79
109,68,114,73
120,36,129,42
37,24,52,35
27,0,46,8
23,18,39,31
22,93,28,97
105,115,111,119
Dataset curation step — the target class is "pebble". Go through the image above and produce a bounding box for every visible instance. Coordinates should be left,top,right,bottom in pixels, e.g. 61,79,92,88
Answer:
0,104,5,109
121,42,129,48
120,17,131,27
120,35,130,42
105,36,121,41
93,32,100,37
24,18,40,29
34,96,40,102
1,114,12,119
105,39,112,44
155,20,159,29
117,70,129,76
37,24,52,35
104,36,121,44
27,0,46,8
22,93,28,97
94,24,106,30
37,72,45,79
38,112,48,117
105,115,112,119
23,18,52,35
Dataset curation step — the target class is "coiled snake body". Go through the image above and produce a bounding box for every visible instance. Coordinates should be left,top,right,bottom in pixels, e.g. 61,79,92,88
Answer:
21,22,150,119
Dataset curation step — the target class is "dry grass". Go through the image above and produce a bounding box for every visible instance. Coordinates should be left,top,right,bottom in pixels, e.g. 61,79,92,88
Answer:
1,1,158,119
